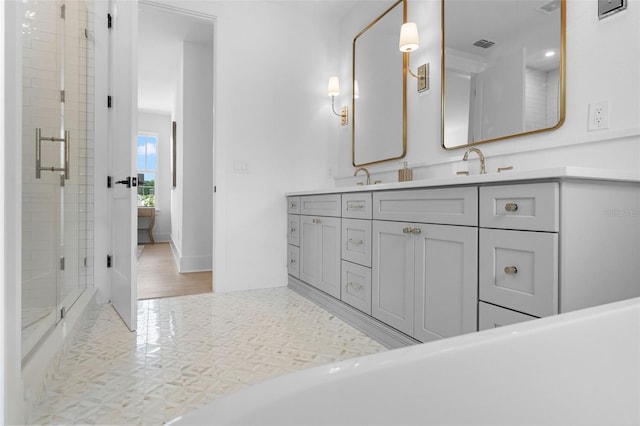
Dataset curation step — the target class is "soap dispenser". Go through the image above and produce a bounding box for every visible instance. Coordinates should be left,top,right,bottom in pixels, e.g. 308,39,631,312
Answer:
398,161,413,182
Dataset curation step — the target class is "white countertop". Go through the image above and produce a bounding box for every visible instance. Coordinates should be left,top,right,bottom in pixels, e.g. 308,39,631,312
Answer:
286,167,640,196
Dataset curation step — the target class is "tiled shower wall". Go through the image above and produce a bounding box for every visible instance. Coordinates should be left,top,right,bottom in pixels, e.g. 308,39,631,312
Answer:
525,67,561,131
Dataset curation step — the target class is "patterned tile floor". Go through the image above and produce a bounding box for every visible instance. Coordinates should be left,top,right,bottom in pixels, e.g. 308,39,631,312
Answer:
29,288,386,425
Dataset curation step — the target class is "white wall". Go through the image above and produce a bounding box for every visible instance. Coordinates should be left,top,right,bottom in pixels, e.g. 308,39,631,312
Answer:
335,0,640,184
178,41,213,272
138,111,172,243
150,1,338,291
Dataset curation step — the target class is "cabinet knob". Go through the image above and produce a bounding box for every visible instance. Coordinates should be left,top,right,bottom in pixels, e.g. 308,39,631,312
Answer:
403,227,412,234
504,203,519,212
348,282,363,291
412,227,422,235
312,218,322,224
290,227,296,234
290,258,296,264
504,266,518,275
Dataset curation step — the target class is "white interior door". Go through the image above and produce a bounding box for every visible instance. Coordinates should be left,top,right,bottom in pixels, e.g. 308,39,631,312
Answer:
109,0,138,331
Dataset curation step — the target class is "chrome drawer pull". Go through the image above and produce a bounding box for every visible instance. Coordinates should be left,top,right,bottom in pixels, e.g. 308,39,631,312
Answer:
348,203,364,210
312,218,322,224
290,202,297,208
505,203,519,212
290,227,296,234
290,258,296,264
504,266,518,275
348,239,363,245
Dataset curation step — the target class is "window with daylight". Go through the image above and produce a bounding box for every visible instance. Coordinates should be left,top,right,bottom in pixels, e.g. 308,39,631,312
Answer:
137,134,157,207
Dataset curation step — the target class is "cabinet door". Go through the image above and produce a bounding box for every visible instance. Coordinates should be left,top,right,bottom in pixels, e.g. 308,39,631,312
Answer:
341,261,372,315
372,221,415,336
287,244,300,278
287,214,300,246
287,196,301,214
300,216,341,298
414,224,478,342
342,192,372,219
342,218,371,267
479,228,558,317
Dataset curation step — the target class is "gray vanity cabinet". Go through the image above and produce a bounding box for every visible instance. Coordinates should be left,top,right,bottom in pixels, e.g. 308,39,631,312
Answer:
299,194,342,299
288,171,640,348
372,187,478,342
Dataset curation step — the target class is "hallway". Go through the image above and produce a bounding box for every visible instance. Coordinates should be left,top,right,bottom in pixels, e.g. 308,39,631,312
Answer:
137,243,212,300
29,288,386,424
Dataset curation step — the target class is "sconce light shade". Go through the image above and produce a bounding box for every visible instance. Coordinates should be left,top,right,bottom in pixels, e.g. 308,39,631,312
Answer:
354,80,360,99
327,76,340,97
399,22,420,52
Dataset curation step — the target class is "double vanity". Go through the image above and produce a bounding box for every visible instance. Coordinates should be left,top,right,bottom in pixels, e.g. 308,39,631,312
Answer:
286,167,640,348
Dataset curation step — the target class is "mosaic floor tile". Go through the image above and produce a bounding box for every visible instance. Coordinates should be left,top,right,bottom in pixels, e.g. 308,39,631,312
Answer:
28,287,386,425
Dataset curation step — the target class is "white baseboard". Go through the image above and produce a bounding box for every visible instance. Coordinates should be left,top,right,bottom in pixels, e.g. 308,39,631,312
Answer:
169,238,211,273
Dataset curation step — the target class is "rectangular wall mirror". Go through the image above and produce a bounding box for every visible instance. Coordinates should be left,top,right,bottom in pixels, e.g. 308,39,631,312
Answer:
442,0,565,149
352,0,407,166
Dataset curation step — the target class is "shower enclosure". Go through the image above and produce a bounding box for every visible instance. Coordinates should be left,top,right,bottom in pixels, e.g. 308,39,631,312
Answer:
21,0,94,359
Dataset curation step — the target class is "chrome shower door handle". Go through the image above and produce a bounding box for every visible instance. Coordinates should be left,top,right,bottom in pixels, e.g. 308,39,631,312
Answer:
35,128,70,179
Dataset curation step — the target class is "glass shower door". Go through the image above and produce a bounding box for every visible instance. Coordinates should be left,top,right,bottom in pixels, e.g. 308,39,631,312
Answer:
21,0,92,359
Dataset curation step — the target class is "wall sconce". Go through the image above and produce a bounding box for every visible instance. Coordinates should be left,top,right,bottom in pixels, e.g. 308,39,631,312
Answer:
399,22,428,93
328,76,348,126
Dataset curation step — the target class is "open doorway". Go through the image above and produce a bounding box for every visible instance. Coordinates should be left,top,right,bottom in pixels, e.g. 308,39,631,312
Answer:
136,2,214,300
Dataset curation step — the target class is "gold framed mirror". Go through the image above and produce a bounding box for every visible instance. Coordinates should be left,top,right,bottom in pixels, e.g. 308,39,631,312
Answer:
352,0,407,166
442,0,566,149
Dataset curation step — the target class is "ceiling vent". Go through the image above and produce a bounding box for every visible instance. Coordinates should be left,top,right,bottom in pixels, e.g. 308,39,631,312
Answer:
537,0,560,13
473,39,495,49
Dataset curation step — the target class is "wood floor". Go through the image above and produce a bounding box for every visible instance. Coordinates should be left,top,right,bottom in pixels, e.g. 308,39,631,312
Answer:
137,242,212,300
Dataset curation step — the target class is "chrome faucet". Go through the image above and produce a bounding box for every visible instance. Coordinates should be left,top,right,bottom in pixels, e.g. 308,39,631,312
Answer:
462,147,486,174
353,167,370,185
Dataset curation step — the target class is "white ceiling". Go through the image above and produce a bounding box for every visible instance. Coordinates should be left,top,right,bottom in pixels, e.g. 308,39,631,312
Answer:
445,0,562,72
138,4,214,113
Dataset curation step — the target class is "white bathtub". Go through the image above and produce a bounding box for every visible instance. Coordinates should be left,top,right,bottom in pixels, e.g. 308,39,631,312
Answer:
169,297,640,425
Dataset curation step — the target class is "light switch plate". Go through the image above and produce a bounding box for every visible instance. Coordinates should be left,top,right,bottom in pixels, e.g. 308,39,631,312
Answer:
599,0,626,19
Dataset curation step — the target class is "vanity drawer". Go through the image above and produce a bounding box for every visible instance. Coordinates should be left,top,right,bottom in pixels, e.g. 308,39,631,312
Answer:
479,228,558,317
287,196,301,214
480,183,559,232
478,302,538,331
342,219,371,267
342,192,372,219
341,261,372,315
301,194,341,217
373,187,478,226
287,244,300,278
287,215,300,246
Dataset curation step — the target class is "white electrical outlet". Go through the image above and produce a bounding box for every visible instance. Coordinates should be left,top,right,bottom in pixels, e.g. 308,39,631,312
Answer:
588,100,609,131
